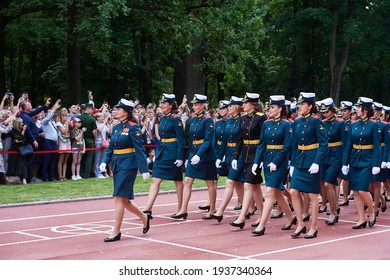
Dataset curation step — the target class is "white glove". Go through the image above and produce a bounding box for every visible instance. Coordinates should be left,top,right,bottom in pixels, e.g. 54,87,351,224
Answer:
231,159,237,170
387,162,390,169
268,162,277,172
251,164,258,175
259,162,263,169
191,155,200,165
99,163,107,172
185,159,188,168
222,156,226,162
308,163,319,174
215,159,222,168
174,159,183,167
381,162,387,169
289,166,294,177
341,165,349,175
142,172,150,180
288,160,291,168
372,167,380,175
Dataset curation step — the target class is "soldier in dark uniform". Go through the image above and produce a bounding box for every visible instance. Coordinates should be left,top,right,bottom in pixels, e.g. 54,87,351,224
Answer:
370,102,387,215
289,92,328,239
99,99,151,242
199,100,230,212
384,106,390,201
338,101,353,206
250,95,295,236
143,94,185,217
172,94,217,220
230,93,267,229
211,96,245,223
342,97,380,229
318,98,347,226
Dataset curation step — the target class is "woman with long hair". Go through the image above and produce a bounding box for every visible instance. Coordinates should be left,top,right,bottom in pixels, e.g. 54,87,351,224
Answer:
99,99,151,242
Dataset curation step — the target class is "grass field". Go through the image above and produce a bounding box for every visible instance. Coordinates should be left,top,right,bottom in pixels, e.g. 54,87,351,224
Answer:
0,175,225,206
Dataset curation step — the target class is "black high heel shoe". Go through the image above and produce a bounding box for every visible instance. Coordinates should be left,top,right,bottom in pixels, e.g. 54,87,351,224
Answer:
303,214,310,222
104,232,121,242
291,226,307,238
234,205,242,210
338,200,349,207
369,217,376,227
282,216,297,230
325,215,339,225
352,221,367,229
381,201,387,213
270,212,283,219
211,214,223,223
143,214,151,234
230,221,245,229
252,227,266,236
318,205,327,213
142,210,153,219
171,213,188,220
198,205,210,211
251,222,260,227
304,229,318,239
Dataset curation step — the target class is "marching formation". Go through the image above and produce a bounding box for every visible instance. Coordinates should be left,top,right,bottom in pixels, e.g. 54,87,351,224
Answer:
101,93,389,242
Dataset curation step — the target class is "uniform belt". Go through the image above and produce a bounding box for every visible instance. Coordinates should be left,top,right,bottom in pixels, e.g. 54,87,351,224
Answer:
266,144,283,150
298,143,319,150
161,138,177,143
113,148,135,154
227,142,236,147
243,139,260,145
217,140,222,145
193,139,204,145
353,144,373,150
328,141,342,148
381,142,385,147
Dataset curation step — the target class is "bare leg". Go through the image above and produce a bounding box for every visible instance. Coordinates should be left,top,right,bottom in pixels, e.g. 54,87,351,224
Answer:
302,193,310,218
176,177,195,215
308,193,319,234
232,182,253,224
290,189,305,234
204,180,217,216
251,184,264,224
143,177,163,212
234,182,244,208
324,182,338,221
174,180,184,213
215,179,235,216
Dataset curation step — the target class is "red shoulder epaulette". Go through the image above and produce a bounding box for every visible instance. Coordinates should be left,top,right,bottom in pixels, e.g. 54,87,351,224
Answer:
281,119,290,122
311,114,319,119
351,119,357,123
335,117,343,122
172,113,177,118
128,121,136,126
369,119,377,123
204,114,210,118
381,120,387,125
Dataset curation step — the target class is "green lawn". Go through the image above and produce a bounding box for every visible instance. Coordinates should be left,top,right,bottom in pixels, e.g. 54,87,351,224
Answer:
0,176,225,206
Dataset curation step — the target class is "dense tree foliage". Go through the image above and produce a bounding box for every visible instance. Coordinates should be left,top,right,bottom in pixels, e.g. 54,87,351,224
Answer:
1,0,389,107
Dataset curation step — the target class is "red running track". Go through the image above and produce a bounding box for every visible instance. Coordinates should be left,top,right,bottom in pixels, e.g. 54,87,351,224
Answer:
0,188,389,260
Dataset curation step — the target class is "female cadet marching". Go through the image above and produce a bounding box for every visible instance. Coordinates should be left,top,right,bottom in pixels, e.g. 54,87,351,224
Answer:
289,92,328,239
172,94,217,220
342,97,380,229
199,100,230,212
250,95,295,236
370,102,387,216
143,94,185,218
99,99,151,242
318,98,347,226
230,92,267,229
211,96,246,223
338,101,354,206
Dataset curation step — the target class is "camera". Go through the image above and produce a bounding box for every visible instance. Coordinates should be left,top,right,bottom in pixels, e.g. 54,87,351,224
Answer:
6,91,13,97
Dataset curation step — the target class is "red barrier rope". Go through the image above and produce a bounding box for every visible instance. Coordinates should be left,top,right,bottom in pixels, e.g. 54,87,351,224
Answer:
0,143,188,155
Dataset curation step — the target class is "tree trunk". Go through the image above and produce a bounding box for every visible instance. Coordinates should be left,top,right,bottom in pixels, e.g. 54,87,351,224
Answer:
67,3,82,104
329,2,352,104
173,46,204,102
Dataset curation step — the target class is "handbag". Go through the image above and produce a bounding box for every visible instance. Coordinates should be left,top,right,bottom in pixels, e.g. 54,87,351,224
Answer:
18,144,34,156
